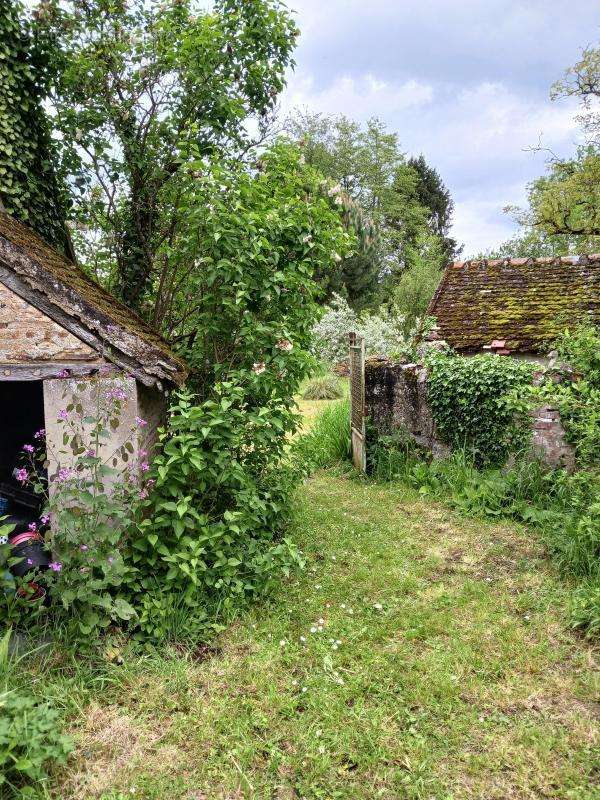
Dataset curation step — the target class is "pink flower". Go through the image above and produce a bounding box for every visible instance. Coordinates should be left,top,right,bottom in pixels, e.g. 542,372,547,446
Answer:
34,429,46,439
253,362,266,375
57,369,70,378
58,409,68,421
80,544,88,552
140,461,149,472
139,449,148,458
40,515,50,525
27,558,33,566
107,387,127,402
22,444,35,453
107,556,114,565
57,467,73,482
139,488,148,499
135,416,148,427
28,522,37,532
16,468,28,483
49,561,62,572
86,449,95,458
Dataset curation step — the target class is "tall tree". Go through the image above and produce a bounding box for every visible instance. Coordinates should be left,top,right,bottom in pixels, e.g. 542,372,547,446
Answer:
407,155,460,262
0,0,72,256
35,0,299,311
288,112,443,309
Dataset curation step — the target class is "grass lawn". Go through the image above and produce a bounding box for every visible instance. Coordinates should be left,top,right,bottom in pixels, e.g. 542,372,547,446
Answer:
31,469,598,799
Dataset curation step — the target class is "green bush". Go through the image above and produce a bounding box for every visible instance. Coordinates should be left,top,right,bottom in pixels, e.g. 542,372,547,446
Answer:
302,375,344,400
0,690,72,796
129,388,305,641
0,632,72,797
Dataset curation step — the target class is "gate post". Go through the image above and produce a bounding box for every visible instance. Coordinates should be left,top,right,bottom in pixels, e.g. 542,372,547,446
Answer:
349,332,366,472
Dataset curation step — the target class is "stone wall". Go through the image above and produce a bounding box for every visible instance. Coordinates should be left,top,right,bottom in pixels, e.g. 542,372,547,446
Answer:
365,358,575,469
44,375,167,493
0,284,96,363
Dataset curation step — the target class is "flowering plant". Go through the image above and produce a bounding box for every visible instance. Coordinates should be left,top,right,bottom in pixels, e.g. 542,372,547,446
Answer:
16,376,149,638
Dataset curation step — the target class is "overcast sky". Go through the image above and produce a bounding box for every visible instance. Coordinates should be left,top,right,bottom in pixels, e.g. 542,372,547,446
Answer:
278,0,599,256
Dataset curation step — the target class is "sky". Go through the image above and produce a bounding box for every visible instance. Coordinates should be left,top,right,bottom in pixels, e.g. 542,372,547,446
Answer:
278,0,599,256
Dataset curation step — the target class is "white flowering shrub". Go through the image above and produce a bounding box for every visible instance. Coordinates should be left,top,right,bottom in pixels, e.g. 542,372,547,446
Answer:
312,294,413,364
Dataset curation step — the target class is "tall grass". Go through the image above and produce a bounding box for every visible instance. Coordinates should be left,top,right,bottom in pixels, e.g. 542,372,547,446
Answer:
294,399,351,470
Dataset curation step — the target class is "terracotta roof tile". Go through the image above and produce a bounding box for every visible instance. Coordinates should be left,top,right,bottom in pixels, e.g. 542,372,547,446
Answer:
427,255,600,354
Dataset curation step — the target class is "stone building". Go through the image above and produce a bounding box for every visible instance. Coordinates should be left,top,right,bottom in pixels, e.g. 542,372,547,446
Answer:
363,256,600,470
0,211,187,493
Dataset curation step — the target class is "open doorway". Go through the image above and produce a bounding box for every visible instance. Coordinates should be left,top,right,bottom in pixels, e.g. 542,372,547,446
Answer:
0,382,45,515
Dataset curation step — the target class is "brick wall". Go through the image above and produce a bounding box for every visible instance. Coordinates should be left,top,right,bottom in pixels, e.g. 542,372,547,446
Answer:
0,283,95,362
365,358,575,469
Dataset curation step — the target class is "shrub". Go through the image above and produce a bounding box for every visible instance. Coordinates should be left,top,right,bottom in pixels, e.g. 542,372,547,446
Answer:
0,632,72,797
311,293,417,365
129,387,305,641
302,375,344,400
570,581,600,637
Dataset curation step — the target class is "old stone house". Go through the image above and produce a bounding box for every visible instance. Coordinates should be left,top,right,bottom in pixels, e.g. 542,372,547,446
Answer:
0,210,187,496
363,255,600,469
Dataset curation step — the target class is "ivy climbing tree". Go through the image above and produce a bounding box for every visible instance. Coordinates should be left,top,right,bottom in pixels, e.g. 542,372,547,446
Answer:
0,0,73,257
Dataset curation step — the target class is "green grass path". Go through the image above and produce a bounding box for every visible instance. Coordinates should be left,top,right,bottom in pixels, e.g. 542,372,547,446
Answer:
55,472,598,800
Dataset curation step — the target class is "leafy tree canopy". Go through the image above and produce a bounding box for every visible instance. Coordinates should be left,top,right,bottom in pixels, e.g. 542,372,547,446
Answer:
287,112,455,310
34,0,299,311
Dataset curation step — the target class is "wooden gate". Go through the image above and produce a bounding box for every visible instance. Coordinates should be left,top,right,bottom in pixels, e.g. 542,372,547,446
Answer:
349,332,366,472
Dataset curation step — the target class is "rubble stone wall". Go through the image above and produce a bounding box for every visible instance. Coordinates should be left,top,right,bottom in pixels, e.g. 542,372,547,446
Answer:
365,358,575,469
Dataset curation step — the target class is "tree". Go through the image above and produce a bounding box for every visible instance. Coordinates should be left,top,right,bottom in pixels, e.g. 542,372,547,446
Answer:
0,0,72,256
35,0,299,311
407,155,460,262
287,112,440,309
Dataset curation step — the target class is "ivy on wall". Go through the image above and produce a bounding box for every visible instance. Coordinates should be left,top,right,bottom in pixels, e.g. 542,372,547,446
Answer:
0,0,71,256
426,351,534,466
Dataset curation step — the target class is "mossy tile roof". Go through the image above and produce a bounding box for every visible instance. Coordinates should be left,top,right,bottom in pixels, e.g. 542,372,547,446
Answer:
0,211,187,386
427,255,600,354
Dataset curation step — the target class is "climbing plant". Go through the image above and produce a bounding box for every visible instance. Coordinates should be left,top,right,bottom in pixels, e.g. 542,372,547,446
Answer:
425,351,534,466
0,0,72,256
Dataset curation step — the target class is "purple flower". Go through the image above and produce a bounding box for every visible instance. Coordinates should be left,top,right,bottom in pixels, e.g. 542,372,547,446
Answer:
86,449,95,458
139,488,148,499
57,369,70,378
27,558,33,566
40,515,50,525
16,468,28,483
28,522,37,532
135,416,148,427
49,561,62,572
22,444,35,453
34,429,46,439
106,387,127,402
140,461,149,472
58,409,68,421
80,544,88,552
57,467,73,482
107,556,114,565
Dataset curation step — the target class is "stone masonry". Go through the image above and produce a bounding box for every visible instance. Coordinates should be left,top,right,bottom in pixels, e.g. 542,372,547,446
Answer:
365,358,575,469
0,283,97,363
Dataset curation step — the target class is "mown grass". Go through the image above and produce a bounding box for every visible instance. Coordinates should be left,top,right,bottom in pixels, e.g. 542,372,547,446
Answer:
10,468,597,799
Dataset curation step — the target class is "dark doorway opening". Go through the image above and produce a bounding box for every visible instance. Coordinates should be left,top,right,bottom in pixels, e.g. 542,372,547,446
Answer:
0,381,45,488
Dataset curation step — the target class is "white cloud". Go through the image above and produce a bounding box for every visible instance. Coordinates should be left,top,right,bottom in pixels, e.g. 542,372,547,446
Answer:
281,73,434,120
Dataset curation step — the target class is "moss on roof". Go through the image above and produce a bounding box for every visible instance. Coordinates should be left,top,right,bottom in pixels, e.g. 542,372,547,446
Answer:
0,211,187,385
427,255,600,353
